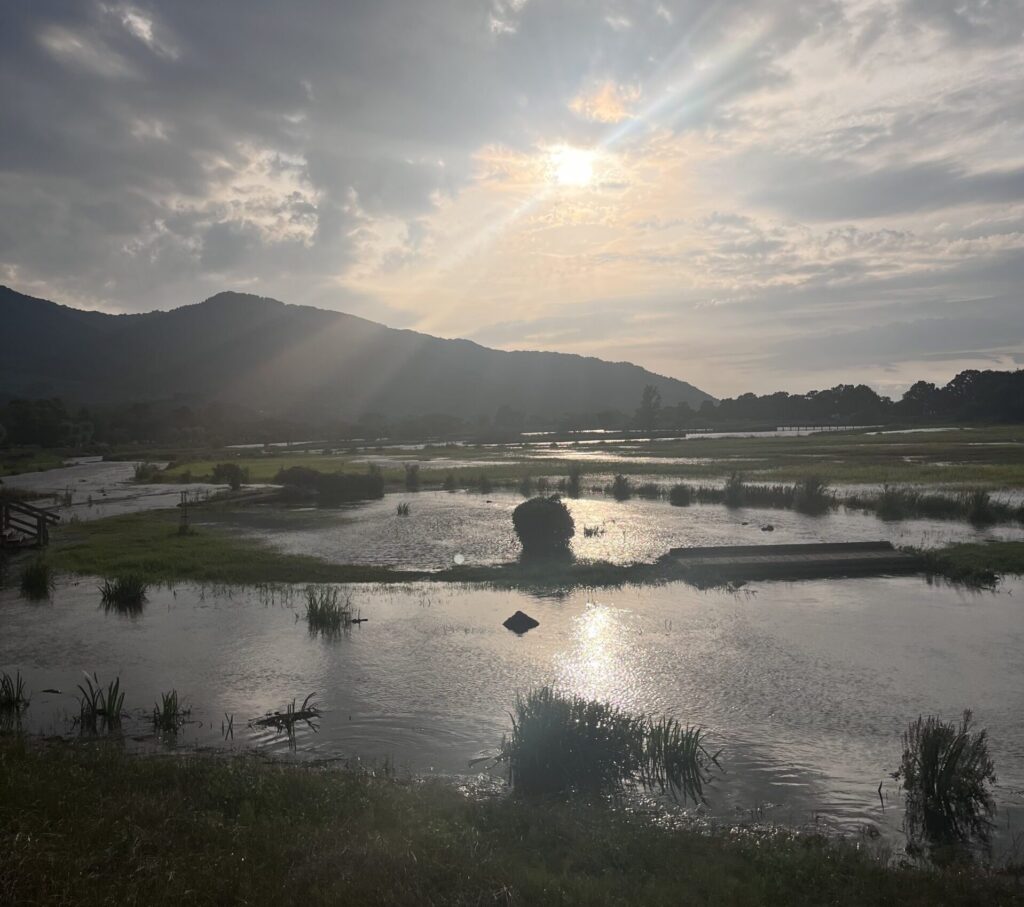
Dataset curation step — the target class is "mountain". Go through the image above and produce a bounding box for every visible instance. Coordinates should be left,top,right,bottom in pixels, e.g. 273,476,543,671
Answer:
0,286,713,419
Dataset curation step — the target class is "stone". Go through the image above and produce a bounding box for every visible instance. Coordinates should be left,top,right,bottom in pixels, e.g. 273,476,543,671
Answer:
503,610,539,634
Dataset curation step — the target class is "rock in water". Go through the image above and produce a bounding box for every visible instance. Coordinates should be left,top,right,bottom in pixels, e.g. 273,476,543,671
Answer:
761,524,775,532
503,610,539,634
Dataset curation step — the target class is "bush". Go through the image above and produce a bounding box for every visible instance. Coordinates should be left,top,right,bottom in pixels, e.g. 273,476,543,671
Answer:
963,489,994,526
512,496,575,558
518,475,534,497
722,472,745,508
211,462,248,491
793,476,832,515
894,710,996,849
668,484,693,507
635,483,661,500
404,463,420,492
566,464,583,499
442,472,457,492
611,474,631,501
275,466,384,504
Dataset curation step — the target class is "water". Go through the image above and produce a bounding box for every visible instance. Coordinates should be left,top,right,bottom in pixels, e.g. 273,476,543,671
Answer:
2,575,1021,855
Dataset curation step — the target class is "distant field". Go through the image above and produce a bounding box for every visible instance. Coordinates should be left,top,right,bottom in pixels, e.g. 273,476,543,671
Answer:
160,425,1024,488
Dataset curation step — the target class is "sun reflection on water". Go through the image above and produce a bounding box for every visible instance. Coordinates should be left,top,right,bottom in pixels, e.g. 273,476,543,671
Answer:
556,602,642,708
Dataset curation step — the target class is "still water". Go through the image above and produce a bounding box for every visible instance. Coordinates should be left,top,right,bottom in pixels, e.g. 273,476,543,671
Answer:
2,574,1022,854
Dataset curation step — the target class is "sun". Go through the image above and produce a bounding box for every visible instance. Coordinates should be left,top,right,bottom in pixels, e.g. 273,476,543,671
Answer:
549,145,595,187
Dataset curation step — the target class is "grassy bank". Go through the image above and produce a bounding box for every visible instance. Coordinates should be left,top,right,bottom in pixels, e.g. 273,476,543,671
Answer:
918,541,1024,587
0,737,1019,906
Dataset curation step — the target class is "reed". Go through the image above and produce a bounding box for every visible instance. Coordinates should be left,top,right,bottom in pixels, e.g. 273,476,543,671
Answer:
722,472,745,508
251,693,321,740
152,689,191,733
19,559,54,600
77,672,126,731
303,584,357,636
0,670,29,711
668,484,693,506
99,574,148,613
792,475,832,515
611,474,631,501
498,686,719,803
396,502,411,516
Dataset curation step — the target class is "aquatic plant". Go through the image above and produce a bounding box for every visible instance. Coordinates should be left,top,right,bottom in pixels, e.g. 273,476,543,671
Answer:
0,670,29,711
498,686,720,802
396,502,411,516
19,559,54,600
518,474,535,497
77,673,126,731
99,574,148,613
303,584,357,636
152,689,191,734
442,472,457,492
894,710,996,850
536,476,550,493
668,484,693,507
611,474,631,501
512,496,575,558
793,476,832,515
963,489,994,527
635,483,662,500
722,472,745,508
583,525,605,538
404,463,420,492
250,693,321,741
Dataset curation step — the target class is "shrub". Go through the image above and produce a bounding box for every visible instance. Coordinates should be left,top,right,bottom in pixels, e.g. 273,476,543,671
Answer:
512,496,575,558
211,462,248,491
404,463,420,492
499,686,719,802
722,472,745,508
566,464,583,499
635,483,661,500
133,462,162,483
793,476,832,515
19,559,54,600
442,472,457,492
276,466,384,504
611,474,631,501
894,710,996,848
669,484,693,507
518,475,534,497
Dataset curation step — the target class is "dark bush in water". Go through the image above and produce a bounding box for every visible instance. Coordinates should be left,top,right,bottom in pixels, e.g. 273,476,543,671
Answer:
611,474,631,501
635,483,662,500
793,476,832,515
275,466,384,504
512,496,575,557
722,472,745,508
566,464,583,499
668,484,693,506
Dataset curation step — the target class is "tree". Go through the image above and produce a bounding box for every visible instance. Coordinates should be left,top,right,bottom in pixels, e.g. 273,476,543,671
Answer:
635,385,661,433
512,495,575,558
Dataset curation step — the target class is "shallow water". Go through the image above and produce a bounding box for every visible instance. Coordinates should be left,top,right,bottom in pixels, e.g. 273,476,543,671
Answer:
1,575,1021,855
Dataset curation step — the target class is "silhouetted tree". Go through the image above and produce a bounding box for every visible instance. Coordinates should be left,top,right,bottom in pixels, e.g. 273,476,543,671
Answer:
512,495,575,558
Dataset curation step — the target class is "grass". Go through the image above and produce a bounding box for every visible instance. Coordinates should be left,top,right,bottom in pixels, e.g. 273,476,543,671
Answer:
0,737,1020,905
611,474,631,500
793,475,833,515
669,483,693,506
396,501,411,516
0,671,29,712
99,573,148,613
250,693,321,741
917,541,1024,587
499,687,720,803
894,711,997,854
18,559,54,600
302,585,358,636
152,689,190,734
76,672,125,732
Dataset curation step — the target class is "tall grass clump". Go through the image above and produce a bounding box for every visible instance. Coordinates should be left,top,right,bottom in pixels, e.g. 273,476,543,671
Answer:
132,462,162,483
396,502,411,516
499,686,719,803
478,474,493,495
0,670,29,712
963,489,994,527
99,574,148,613
611,474,631,501
442,472,457,492
77,672,126,731
518,474,535,497
793,476,832,515
722,472,745,508
303,584,357,636
19,559,54,600
894,710,996,849
668,484,693,507
566,464,583,499
635,483,662,500
152,689,190,734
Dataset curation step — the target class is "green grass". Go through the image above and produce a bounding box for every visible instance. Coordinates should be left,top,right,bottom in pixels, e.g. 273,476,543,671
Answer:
99,573,149,613
917,541,1024,587
499,687,719,803
18,559,54,600
0,737,1020,906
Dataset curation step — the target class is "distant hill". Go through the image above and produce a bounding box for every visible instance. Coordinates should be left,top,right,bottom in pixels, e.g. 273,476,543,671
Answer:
0,286,712,419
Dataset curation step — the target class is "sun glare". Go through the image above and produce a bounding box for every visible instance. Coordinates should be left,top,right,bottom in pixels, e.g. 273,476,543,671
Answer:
550,145,595,187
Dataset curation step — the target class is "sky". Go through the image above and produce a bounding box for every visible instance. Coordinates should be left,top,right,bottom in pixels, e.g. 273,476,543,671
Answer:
2,1,1023,399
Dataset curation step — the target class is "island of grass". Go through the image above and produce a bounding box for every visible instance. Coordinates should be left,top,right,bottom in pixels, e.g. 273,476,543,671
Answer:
0,737,1019,906
43,508,1024,590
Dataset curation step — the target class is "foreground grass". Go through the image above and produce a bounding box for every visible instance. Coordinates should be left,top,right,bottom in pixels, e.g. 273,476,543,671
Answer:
0,737,1019,906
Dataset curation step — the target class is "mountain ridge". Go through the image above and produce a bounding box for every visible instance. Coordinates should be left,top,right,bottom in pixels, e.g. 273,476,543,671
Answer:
0,286,713,418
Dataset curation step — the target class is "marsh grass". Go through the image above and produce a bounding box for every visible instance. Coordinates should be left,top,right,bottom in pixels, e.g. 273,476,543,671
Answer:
99,574,148,614
611,474,631,501
723,471,745,508
152,689,191,734
498,686,720,803
404,463,420,491
0,670,29,712
894,711,996,855
132,462,162,483
668,484,693,506
635,482,662,500
566,463,583,499
793,475,833,515
303,584,358,636
77,672,126,732
19,559,54,600
396,502,411,516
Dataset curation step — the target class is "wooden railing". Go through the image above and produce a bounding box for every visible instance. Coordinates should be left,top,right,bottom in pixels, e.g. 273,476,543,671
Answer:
1,499,61,548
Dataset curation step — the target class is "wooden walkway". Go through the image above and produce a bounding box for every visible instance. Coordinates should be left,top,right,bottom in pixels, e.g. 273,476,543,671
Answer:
1,499,61,549
665,541,921,582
